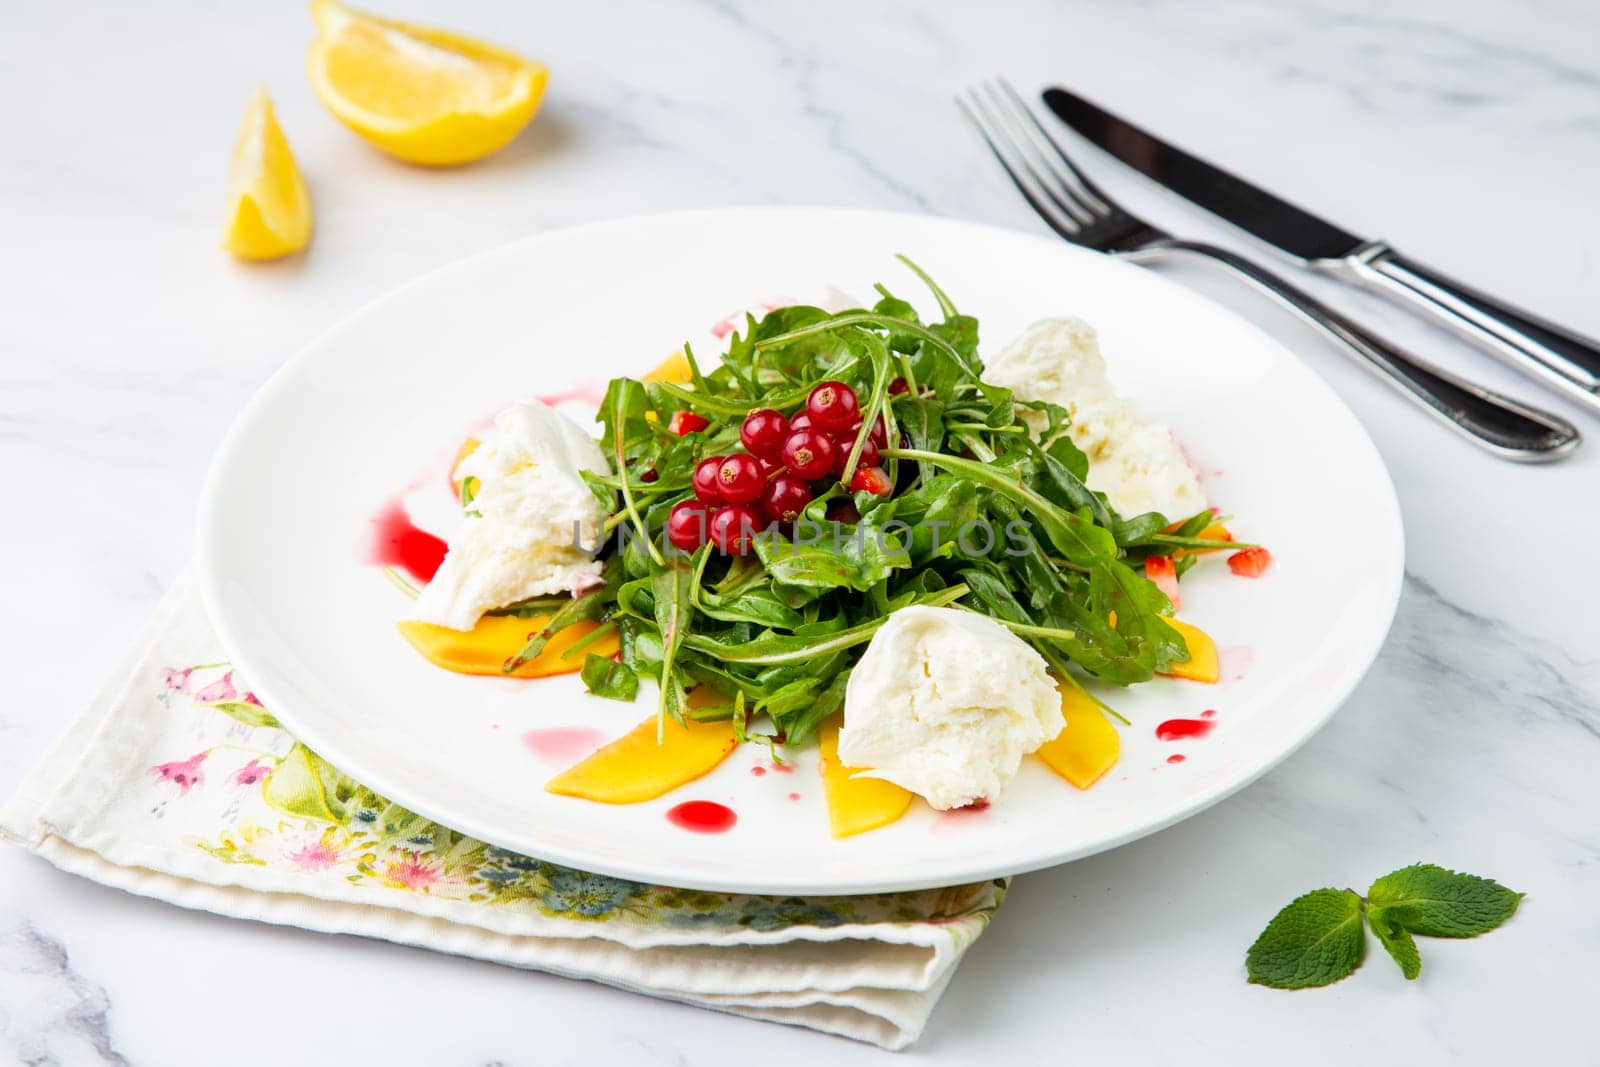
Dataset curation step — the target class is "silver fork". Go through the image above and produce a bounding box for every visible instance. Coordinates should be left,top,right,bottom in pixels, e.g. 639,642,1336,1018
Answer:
957,80,1580,462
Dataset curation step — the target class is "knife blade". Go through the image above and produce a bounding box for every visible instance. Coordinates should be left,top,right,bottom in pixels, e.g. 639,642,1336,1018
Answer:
1042,86,1600,408
1042,87,1364,262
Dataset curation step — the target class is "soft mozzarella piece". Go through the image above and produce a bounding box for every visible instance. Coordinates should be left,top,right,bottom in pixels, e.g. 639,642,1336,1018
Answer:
985,317,1206,521
413,400,612,631
838,606,1062,810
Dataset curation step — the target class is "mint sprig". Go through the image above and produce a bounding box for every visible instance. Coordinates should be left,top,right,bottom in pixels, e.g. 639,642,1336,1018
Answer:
1246,864,1523,989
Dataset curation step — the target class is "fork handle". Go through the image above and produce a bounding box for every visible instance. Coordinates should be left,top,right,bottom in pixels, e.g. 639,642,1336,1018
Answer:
1328,243,1600,415
1129,240,1580,462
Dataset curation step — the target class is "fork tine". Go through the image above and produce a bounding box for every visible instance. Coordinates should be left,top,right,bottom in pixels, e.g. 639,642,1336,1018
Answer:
993,78,1114,216
956,90,1086,243
976,81,1105,226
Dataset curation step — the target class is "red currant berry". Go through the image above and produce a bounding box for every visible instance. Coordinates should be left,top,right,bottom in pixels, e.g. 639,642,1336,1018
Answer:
709,505,760,555
788,411,814,432
831,429,880,477
805,380,859,432
780,428,835,480
666,500,710,551
692,456,725,503
670,411,709,436
887,377,909,396
866,415,888,448
759,475,813,524
739,408,789,459
850,465,893,496
639,465,659,483
715,453,765,504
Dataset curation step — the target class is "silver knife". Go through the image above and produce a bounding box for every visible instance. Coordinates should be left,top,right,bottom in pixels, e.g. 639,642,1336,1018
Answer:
1042,87,1600,416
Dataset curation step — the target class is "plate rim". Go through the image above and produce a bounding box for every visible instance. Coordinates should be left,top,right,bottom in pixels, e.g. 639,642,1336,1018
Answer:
196,205,1405,894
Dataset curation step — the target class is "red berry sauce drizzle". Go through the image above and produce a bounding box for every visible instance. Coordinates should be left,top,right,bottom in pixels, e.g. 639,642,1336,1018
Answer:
666,800,737,834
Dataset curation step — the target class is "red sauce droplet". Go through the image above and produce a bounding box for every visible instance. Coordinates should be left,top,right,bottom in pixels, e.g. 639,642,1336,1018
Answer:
368,499,448,583
523,727,608,764
1167,754,1187,764
787,792,800,802
1155,718,1215,742
749,765,767,777
1200,708,1216,719
767,761,794,774
666,800,737,833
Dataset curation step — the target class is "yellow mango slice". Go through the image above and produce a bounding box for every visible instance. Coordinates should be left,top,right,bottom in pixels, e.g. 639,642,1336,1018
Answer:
397,614,617,678
817,717,914,838
642,350,693,383
1159,619,1220,684
1036,684,1121,789
545,704,739,804
449,435,481,497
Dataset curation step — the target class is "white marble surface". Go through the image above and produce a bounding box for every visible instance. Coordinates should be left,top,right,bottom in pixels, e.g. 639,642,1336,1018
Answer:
3,0,1598,1062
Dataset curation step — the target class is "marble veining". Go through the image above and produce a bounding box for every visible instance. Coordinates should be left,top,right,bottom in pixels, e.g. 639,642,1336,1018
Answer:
2,0,1597,1063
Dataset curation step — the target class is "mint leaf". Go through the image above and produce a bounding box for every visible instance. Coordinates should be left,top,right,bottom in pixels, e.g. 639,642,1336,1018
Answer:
1367,864,1524,938
1368,908,1422,980
1246,888,1366,989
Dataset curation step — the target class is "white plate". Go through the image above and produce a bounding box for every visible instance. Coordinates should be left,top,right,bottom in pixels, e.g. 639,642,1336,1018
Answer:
198,207,1403,895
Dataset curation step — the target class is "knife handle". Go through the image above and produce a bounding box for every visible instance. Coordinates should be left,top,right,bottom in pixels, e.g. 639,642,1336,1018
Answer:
1336,242,1600,415
1136,240,1580,462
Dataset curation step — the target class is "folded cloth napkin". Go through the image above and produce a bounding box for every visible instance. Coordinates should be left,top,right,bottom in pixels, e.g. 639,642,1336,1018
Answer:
1,569,1005,1050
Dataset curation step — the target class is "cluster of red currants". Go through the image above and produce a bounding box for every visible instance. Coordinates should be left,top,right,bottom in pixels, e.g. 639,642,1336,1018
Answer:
666,380,895,556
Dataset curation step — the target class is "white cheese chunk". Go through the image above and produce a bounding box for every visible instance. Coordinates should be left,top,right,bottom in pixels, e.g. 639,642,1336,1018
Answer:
985,317,1206,521
837,606,1063,810
413,400,612,631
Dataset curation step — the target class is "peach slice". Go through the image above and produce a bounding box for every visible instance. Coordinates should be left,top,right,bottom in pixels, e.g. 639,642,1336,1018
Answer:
396,614,617,678
642,349,693,383
1036,684,1121,789
1158,619,1220,684
545,696,739,804
817,717,914,838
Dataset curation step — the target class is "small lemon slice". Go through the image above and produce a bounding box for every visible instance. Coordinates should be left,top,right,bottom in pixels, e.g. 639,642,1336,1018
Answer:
307,0,548,166
222,87,312,260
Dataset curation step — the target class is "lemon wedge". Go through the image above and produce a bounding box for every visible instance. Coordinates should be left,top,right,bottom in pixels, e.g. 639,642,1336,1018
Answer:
307,0,548,166
222,87,312,261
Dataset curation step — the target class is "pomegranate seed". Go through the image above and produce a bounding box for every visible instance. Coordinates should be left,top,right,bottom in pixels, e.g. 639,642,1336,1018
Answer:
1144,555,1181,610
887,377,909,396
715,453,765,504
806,380,859,432
666,500,710,551
692,456,725,503
1228,546,1272,578
831,428,880,477
670,411,709,436
709,505,760,555
739,408,789,459
849,466,893,496
760,475,813,523
781,428,835,480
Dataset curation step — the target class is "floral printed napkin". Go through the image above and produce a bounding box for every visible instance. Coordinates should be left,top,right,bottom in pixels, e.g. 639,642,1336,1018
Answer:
1,568,1005,1050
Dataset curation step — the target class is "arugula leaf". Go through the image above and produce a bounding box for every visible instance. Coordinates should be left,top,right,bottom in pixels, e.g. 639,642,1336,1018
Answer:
650,547,706,735
580,654,639,702
1245,888,1366,990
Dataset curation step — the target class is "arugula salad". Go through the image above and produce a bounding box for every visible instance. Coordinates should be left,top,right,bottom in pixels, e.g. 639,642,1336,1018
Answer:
492,259,1236,750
